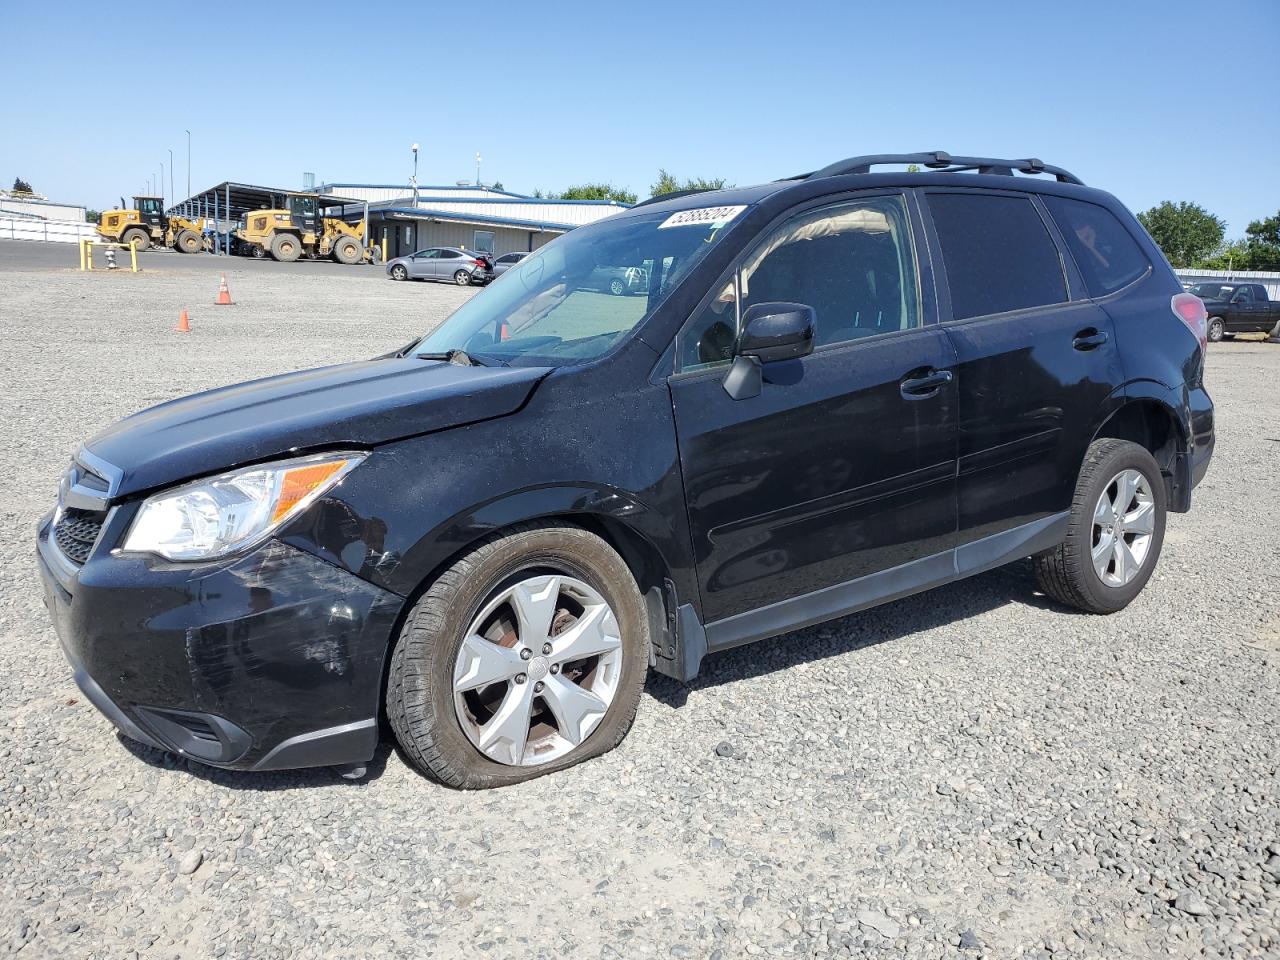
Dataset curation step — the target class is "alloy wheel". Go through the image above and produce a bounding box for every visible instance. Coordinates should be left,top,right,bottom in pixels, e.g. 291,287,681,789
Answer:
453,574,622,766
1091,468,1156,587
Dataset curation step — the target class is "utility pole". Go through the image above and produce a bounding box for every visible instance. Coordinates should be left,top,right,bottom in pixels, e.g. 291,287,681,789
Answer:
185,129,191,198
159,162,165,206
169,148,174,203
476,152,482,189
411,143,420,206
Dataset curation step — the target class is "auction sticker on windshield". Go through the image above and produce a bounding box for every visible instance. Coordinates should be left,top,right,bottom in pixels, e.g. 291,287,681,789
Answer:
658,205,747,229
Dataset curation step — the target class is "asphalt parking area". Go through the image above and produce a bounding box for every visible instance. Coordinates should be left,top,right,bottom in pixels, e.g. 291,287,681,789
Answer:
0,242,1276,959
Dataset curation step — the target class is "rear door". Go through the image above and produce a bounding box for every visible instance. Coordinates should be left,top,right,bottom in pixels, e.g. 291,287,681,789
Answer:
438,249,465,281
410,248,439,279
669,192,959,629
921,189,1123,548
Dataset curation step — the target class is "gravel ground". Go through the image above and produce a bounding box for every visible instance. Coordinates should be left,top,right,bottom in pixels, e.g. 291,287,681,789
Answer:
0,246,1277,959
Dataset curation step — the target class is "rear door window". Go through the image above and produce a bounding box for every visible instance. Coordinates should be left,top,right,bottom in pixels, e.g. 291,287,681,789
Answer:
1044,196,1150,296
927,193,1067,320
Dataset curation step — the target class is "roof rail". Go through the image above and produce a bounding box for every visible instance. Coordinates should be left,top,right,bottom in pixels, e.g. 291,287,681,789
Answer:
798,151,1084,186
631,187,715,209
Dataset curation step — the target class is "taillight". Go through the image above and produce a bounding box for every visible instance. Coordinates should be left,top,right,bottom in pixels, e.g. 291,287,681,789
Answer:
1172,293,1207,352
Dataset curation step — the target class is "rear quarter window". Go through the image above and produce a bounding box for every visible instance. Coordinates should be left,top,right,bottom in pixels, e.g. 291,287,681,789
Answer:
927,193,1067,320
1044,196,1150,296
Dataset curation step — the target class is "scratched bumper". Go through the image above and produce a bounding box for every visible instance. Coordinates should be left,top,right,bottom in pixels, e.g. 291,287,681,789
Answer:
36,513,403,771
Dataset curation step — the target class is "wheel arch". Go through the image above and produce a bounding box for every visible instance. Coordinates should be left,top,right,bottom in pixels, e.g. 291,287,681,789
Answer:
376,484,699,692
1090,386,1192,512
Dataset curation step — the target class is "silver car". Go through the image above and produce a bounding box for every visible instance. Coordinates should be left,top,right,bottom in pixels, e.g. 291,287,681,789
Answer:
491,251,529,278
386,247,492,285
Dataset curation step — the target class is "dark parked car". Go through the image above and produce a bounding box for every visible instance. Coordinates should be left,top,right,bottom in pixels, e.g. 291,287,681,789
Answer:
37,151,1214,789
386,247,492,285
1187,282,1280,341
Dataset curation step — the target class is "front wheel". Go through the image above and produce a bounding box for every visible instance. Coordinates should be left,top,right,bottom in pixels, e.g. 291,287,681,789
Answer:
332,236,362,264
1207,317,1225,343
174,229,201,254
1033,439,1166,614
390,264,408,281
609,277,626,296
386,523,649,789
454,269,472,286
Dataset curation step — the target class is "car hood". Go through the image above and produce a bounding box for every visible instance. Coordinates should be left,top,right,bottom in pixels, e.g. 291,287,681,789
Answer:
85,357,550,497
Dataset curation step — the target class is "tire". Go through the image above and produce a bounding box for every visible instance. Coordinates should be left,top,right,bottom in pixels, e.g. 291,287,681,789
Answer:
1033,439,1167,614
270,232,302,262
609,277,626,296
386,522,649,789
333,236,362,265
454,269,472,286
1207,317,1225,343
122,228,150,252
391,264,408,281
250,244,266,259
174,229,201,254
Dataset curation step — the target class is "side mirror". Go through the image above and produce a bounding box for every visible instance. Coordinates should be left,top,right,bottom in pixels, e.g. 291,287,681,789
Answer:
736,302,816,362
722,302,815,400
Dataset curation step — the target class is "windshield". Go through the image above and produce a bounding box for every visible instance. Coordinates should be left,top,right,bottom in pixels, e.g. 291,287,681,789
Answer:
1190,283,1232,300
411,205,748,366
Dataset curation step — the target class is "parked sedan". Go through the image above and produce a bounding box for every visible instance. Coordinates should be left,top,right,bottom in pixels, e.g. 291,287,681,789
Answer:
491,251,529,278
387,247,492,285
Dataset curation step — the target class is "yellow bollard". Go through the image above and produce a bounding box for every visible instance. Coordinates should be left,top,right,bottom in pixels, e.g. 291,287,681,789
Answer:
381,237,388,264
130,239,139,272
79,239,87,271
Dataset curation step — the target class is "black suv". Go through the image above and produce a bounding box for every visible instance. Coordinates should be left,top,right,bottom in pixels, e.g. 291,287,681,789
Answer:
37,152,1215,789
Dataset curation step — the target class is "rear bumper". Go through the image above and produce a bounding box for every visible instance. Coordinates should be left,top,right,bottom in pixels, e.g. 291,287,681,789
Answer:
36,515,402,771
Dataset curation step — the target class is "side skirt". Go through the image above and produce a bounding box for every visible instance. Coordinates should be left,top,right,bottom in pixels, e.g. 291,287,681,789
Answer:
665,511,1069,682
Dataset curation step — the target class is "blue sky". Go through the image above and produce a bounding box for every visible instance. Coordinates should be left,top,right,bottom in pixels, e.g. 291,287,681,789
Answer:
4,0,1278,236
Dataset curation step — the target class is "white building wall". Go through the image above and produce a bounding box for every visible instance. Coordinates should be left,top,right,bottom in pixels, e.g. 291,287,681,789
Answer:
0,197,87,221
412,199,627,227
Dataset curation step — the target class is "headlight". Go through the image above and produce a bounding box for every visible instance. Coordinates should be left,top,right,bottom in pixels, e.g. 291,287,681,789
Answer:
121,452,365,561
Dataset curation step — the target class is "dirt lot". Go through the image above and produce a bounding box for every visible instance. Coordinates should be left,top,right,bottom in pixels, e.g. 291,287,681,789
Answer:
0,241,1277,959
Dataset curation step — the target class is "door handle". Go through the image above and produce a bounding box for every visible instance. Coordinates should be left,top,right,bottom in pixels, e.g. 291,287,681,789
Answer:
1072,329,1109,351
900,368,953,399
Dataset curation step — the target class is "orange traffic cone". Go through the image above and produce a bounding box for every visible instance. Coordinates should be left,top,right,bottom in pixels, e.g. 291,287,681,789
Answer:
176,308,191,332
215,274,234,305
499,322,510,341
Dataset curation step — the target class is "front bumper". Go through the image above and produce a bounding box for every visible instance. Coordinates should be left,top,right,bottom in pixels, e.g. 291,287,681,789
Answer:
36,514,403,771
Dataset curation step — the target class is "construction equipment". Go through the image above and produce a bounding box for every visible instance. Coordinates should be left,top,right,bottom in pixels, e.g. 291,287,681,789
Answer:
233,193,375,264
97,196,209,254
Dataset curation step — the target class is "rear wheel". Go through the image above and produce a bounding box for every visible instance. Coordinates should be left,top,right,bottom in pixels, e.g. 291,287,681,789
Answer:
609,277,626,296
454,269,472,286
1207,317,1225,342
122,228,150,252
270,232,302,262
333,236,362,264
174,229,201,254
1033,439,1166,614
391,264,408,281
386,523,649,789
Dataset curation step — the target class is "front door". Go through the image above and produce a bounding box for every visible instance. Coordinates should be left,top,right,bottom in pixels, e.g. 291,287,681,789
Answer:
410,249,439,279
669,193,958,630
921,189,1123,546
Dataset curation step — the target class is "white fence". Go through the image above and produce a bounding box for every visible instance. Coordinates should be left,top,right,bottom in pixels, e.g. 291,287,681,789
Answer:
1175,268,1280,301
0,216,97,244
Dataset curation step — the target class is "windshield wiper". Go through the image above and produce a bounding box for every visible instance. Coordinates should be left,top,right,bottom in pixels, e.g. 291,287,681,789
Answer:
416,349,509,368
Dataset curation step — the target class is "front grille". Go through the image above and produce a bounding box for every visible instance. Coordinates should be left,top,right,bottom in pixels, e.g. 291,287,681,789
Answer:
53,507,106,565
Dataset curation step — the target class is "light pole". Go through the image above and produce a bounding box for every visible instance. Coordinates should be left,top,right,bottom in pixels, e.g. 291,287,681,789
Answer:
168,148,174,203
411,143,419,205
159,162,165,206
185,129,191,198
475,152,482,189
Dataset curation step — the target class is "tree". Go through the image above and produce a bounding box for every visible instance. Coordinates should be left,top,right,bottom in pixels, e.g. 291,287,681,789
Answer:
650,169,732,197
1195,239,1251,271
1136,201,1225,268
491,181,504,192
554,183,638,204
1243,210,1280,272
12,177,33,195
85,209,101,224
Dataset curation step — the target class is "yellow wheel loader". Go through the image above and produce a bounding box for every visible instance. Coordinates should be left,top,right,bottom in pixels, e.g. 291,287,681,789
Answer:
97,196,208,254
233,193,375,264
